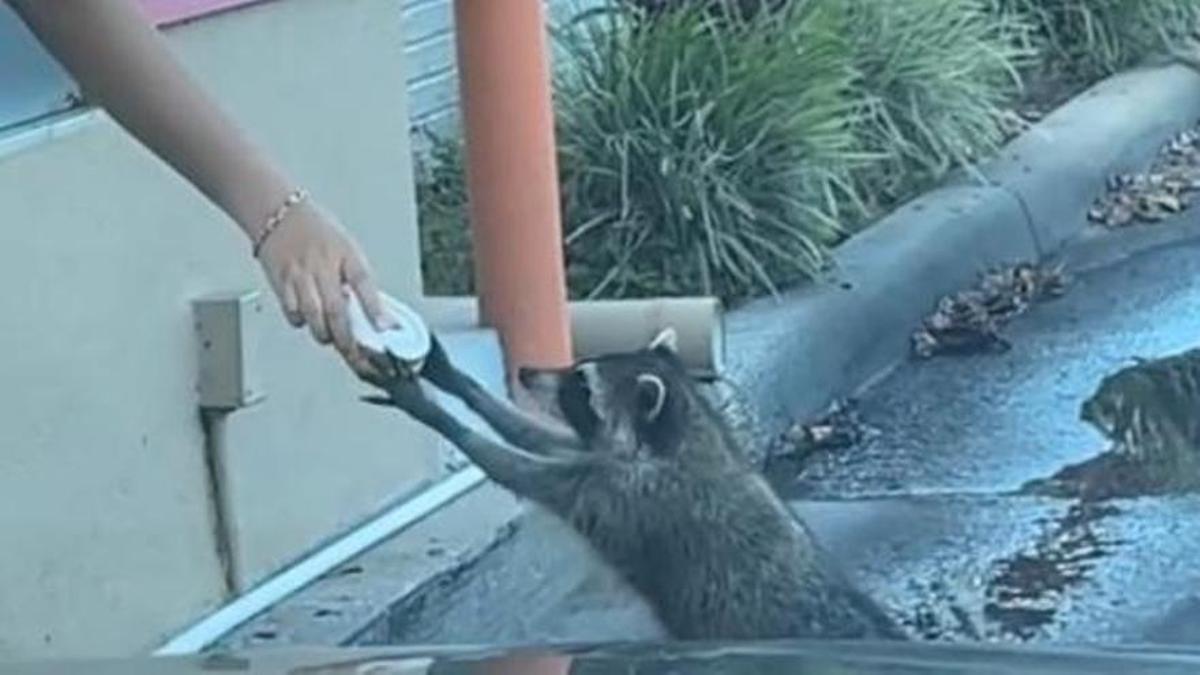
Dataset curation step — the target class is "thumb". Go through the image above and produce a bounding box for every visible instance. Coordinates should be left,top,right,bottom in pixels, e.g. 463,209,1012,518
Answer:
345,258,397,331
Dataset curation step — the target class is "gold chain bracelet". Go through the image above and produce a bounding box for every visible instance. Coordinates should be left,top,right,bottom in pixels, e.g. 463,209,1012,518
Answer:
252,188,310,258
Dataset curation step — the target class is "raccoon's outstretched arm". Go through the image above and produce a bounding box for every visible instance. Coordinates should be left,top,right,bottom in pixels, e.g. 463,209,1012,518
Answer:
360,354,584,507
419,337,585,456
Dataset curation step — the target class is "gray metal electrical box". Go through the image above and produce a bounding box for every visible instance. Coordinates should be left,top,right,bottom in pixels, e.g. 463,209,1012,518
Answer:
193,290,267,410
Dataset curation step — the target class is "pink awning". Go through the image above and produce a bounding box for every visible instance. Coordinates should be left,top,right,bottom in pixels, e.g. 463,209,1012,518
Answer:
136,0,275,26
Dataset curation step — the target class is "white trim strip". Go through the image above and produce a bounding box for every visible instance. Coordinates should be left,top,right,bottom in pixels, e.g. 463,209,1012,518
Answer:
153,466,487,655
0,109,97,159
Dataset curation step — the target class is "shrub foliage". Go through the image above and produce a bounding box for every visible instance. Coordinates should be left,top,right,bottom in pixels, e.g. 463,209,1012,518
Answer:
414,0,1200,302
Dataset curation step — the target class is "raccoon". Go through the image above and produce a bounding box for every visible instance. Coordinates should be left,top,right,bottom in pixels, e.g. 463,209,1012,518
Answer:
358,328,906,642
1080,348,1200,475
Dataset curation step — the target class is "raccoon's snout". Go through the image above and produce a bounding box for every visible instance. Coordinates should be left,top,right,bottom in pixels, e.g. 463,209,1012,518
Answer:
1080,399,1096,423
518,366,563,389
1080,398,1116,436
519,366,575,392
517,367,537,389
517,367,567,409
1080,398,1105,423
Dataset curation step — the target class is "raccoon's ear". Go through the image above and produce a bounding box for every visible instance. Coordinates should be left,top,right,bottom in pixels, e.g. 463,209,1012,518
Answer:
636,374,668,422
648,327,678,354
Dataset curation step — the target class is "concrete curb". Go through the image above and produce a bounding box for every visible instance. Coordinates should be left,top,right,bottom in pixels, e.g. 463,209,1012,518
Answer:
719,63,1200,448
717,186,1035,452
985,65,1200,256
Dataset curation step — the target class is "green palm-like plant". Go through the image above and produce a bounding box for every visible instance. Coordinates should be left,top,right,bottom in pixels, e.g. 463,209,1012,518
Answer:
997,0,1200,82
555,1,864,300
846,0,1035,213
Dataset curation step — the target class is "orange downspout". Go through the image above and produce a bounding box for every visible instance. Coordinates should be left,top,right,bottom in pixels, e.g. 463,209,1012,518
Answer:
452,0,573,377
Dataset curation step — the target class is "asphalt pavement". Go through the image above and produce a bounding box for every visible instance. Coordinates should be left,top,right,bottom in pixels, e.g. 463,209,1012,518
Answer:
368,234,1200,651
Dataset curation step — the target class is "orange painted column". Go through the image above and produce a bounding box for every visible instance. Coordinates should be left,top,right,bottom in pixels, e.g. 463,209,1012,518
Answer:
452,0,573,374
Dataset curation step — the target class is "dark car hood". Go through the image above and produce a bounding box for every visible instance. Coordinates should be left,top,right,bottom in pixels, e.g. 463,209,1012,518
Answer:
9,639,1200,674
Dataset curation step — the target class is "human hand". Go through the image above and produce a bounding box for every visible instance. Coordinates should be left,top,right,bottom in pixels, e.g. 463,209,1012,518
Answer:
8,0,396,375
254,198,397,372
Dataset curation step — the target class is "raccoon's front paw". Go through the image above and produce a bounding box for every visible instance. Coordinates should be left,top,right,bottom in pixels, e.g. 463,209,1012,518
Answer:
358,348,428,412
355,348,400,387
420,335,459,391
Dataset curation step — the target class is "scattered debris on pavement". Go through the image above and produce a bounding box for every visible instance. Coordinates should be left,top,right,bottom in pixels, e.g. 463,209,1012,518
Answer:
776,398,877,463
983,501,1122,641
912,262,1070,359
998,106,1045,142
1089,123,1200,228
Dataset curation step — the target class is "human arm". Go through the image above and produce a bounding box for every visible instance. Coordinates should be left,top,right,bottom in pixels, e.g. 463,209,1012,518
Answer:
6,0,394,367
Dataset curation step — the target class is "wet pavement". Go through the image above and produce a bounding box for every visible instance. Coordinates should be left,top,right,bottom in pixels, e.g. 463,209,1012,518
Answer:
367,236,1200,651
781,239,1200,499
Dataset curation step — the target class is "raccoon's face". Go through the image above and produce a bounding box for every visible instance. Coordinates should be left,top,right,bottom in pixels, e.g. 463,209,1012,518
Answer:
1081,382,1123,438
518,328,688,457
1081,371,1135,439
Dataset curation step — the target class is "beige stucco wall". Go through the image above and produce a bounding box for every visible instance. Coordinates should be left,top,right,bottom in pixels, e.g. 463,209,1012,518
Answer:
0,0,443,660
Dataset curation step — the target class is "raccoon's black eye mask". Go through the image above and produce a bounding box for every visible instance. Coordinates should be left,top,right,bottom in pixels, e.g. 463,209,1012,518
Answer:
558,368,600,442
